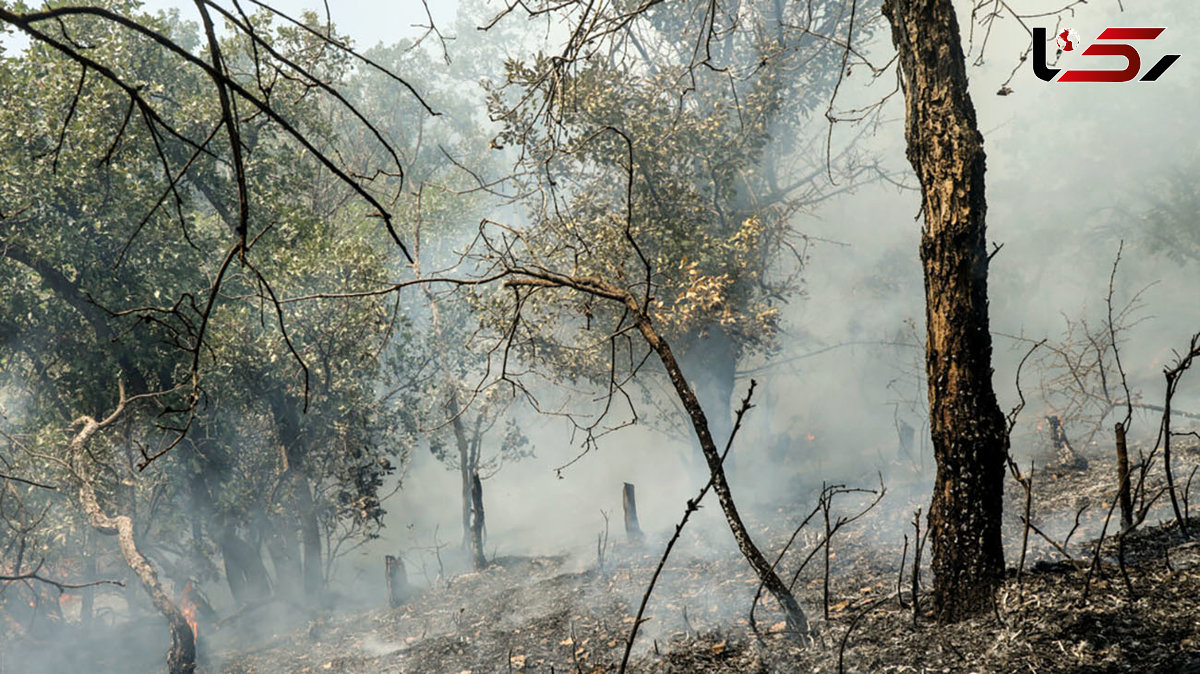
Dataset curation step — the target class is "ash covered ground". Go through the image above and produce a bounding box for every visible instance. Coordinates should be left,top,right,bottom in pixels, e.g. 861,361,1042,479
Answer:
179,446,1200,673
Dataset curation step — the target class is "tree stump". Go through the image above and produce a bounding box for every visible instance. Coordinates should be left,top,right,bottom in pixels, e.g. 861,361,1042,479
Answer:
623,483,644,542
1046,415,1088,470
385,555,409,608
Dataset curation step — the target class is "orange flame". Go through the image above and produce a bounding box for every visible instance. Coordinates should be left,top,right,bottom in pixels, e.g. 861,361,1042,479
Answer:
180,582,198,643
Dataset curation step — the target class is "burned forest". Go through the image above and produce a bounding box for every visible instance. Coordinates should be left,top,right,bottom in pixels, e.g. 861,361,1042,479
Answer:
2,1,1200,672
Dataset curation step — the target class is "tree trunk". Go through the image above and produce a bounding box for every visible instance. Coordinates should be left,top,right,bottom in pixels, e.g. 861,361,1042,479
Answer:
270,396,324,599
448,398,473,550
1115,422,1133,531
882,0,1009,622
80,530,96,626
469,472,487,570
385,555,410,608
69,413,195,674
623,482,644,542
291,472,324,596
218,527,271,605
262,510,303,600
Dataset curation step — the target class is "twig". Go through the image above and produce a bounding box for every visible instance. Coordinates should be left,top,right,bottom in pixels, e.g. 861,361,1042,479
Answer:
837,593,897,674
0,560,124,592
0,472,58,490
911,508,924,626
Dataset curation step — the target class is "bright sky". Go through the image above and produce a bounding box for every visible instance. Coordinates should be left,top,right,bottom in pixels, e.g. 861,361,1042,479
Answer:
0,1,459,53
141,0,458,48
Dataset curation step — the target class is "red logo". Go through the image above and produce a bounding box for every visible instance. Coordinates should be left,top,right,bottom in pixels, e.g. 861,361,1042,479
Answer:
1056,28,1080,52
1034,27,1180,83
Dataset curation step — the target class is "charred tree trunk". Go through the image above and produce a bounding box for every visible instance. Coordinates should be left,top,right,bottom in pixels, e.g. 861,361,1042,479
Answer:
623,482,644,542
385,555,410,608
270,396,324,599
218,527,271,605
262,510,303,599
469,472,487,570
883,0,1009,622
1115,422,1133,531
69,405,195,674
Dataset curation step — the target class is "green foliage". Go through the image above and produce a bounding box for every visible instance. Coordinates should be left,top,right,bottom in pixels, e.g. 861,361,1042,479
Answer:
480,0,863,388
0,3,424,607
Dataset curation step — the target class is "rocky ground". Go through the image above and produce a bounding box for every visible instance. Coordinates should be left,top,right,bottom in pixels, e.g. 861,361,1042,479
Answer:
209,444,1200,674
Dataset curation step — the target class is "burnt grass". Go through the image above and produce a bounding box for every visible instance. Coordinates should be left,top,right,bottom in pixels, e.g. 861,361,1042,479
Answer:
216,446,1200,674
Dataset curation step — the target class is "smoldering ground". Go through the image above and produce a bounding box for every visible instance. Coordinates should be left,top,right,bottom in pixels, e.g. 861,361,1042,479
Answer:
4,1,1200,673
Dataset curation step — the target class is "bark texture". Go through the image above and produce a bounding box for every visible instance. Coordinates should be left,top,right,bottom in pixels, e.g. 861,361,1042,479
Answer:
882,0,1009,621
70,410,196,674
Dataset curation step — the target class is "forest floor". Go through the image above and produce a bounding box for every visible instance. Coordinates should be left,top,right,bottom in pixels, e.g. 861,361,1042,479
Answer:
209,442,1200,674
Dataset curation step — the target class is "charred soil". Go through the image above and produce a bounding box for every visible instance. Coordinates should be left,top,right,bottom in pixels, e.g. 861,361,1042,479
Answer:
146,448,1200,672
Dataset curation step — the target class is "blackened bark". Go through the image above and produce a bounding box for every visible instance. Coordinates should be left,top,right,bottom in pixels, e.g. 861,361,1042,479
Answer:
470,473,487,570
882,0,1008,621
622,482,644,542
447,393,474,550
264,517,303,598
385,555,410,608
218,527,271,604
1115,422,1133,530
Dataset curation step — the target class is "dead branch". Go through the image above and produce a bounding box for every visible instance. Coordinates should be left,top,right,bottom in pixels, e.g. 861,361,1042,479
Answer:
619,379,759,673
0,558,124,592
1156,331,1200,534
505,267,810,636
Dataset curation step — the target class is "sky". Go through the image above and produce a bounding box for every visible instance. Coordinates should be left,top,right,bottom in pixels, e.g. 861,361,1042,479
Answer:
141,0,458,48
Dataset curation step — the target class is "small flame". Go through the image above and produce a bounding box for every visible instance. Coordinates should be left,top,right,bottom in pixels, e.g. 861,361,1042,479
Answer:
806,434,816,442
180,582,198,643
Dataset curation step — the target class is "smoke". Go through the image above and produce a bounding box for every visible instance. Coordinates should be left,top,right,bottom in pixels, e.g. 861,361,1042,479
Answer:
5,2,1200,672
